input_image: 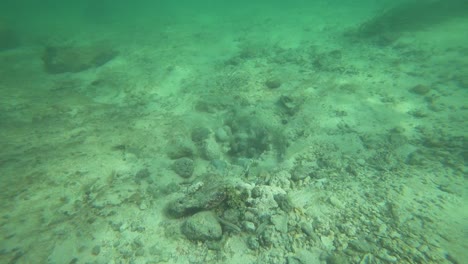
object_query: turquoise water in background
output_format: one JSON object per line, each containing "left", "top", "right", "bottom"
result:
{"left": 1, "top": 1, "right": 467, "bottom": 263}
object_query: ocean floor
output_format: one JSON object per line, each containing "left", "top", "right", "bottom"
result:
{"left": 0, "top": 3, "right": 467, "bottom": 264}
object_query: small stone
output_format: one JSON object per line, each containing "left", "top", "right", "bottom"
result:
{"left": 329, "top": 196, "right": 344, "bottom": 208}
{"left": 119, "top": 222, "right": 129, "bottom": 232}
{"left": 409, "top": 84, "right": 430, "bottom": 95}
{"left": 265, "top": 78, "right": 282, "bottom": 89}
{"left": 181, "top": 211, "right": 222, "bottom": 241}
{"left": 91, "top": 245, "right": 100, "bottom": 256}
{"left": 243, "top": 221, "right": 256, "bottom": 233}
{"left": 300, "top": 222, "right": 315, "bottom": 237}
{"left": 247, "top": 236, "right": 260, "bottom": 250}
{"left": 215, "top": 126, "right": 231, "bottom": 142}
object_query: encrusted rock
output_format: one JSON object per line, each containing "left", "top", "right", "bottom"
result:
{"left": 171, "top": 158, "right": 194, "bottom": 178}
{"left": 292, "top": 165, "right": 311, "bottom": 181}
{"left": 181, "top": 211, "right": 222, "bottom": 241}
{"left": 165, "top": 182, "right": 227, "bottom": 218}
{"left": 201, "top": 138, "right": 222, "bottom": 160}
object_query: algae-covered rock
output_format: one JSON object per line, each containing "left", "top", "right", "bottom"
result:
{"left": 42, "top": 44, "right": 118, "bottom": 74}
{"left": 171, "top": 158, "right": 194, "bottom": 178}
{"left": 166, "top": 181, "right": 227, "bottom": 218}
{"left": 181, "top": 211, "right": 222, "bottom": 241}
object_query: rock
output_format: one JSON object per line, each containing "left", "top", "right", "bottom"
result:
{"left": 181, "top": 211, "right": 222, "bottom": 241}
{"left": 328, "top": 196, "right": 344, "bottom": 208}
{"left": 171, "top": 158, "right": 194, "bottom": 178}
{"left": 326, "top": 252, "right": 349, "bottom": 264}
{"left": 135, "top": 168, "right": 150, "bottom": 182}
{"left": 215, "top": 126, "right": 231, "bottom": 142}
{"left": 247, "top": 236, "right": 260, "bottom": 250}
{"left": 292, "top": 165, "right": 311, "bottom": 181}
{"left": 201, "top": 138, "right": 222, "bottom": 160}
{"left": 291, "top": 248, "right": 323, "bottom": 264}
{"left": 265, "top": 78, "right": 282, "bottom": 89}
{"left": 271, "top": 214, "right": 289, "bottom": 233}
{"left": 191, "top": 127, "right": 211, "bottom": 143}
{"left": 91, "top": 245, "right": 100, "bottom": 256}
{"left": 300, "top": 222, "right": 314, "bottom": 237}
{"left": 243, "top": 221, "right": 256, "bottom": 233}
{"left": 223, "top": 208, "right": 241, "bottom": 223}
{"left": 349, "top": 238, "right": 375, "bottom": 253}
{"left": 409, "top": 84, "right": 430, "bottom": 95}
{"left": 42, "top": 44, "right": 117, "bottom": 74}
{"left": 210, "top": 159, "right": 228, "bottom": 173}
{"left": 274, "top": 193, "right": 294, "bottom": 213}
{"left": 165, "top": 182, "right": 227, "bottom": 218}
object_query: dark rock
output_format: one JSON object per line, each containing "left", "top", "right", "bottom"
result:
{"left": 91, "top": 245, "right": 100, "bottom": 256}
{"left": 292, "top": 165, "right": 311, "bottom": 181}
{"left": 181, "top": 211, "right": 222, "bottom": 241}
{"left": 247, "top": 236, "right": 260, "bottom": 250}
{"left": 165, "top": 182, "right": 227, "bottom": 218}
{"left": 171, "top": 158, "right": 194, "bottom": 178}
{"left": 410, "top": 84, "right": 431, "bottom": 95}
{"left": 135, "top": 168, "right": 150, "bottom": 182}
{"left": 274, "top": 194, "right": 294, "bottom": 213}
{"left": 191, "top": 127, "right": 211, "bottom": 143}
{"left": 265, "top": 78, "right": 282, "bottom": 89}
{"left": 42, "top": 44, "right": 117, "bottom": 74}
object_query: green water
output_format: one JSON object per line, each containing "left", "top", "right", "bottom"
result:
{"left": 1, "top": 1, "right": 467, "bottom": 263}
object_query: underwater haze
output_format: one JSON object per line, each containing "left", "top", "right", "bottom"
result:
{"left": 1, "top": 0, "right": 467, "bottom": 263}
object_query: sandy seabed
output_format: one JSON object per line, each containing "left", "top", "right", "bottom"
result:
{"left": 0, "top": 5, "right": 467, "bottom": 264}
